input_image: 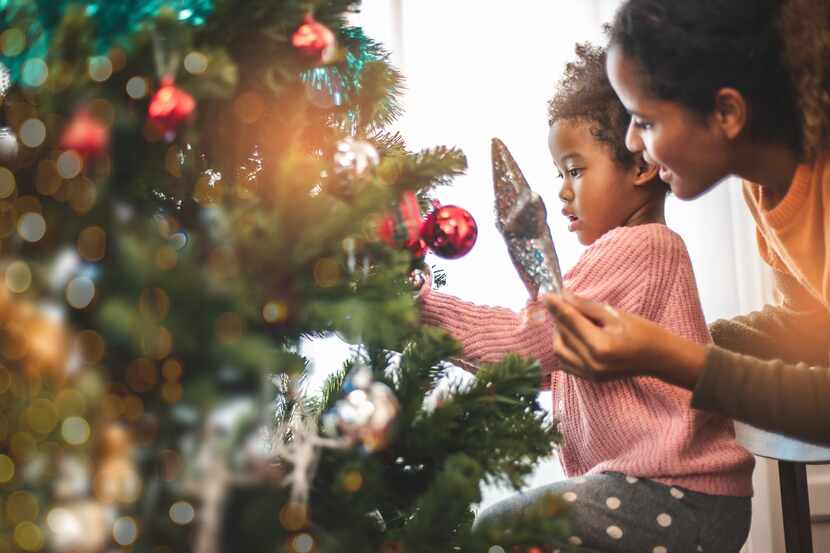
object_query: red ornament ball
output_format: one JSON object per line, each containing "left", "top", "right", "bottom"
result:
{"left": 291, "top": 14, "right": 336, "bottom": 64}
{"left": 60, "top": 111, "right": 109, "bottom": 159}
{"left": 377, "top": 191, "right": 427, "bottom": 258}
{"left": 421, "top": 204, "right": 477, "bottom": 259}
{"left": 148, "top": 79, "right": 196, "bottom": 135}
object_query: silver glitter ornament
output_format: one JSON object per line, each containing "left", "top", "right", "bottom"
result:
{"left": 492, "top": 138, "right": 563, "bottom": 298}
{"left": 333, "top": 137, "right": 379, "bottom": 177}
{"left": 326, "top": 364, "right": 400, "bottom": 453}
{"left": 0, "top": 126, "right": 20, "bottom": 164}
{"left": 0, "top": 62, "right": 9, "bottom": 98}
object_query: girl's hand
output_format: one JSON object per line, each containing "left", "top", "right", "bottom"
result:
{"left": 542, "top": 291, "right": 706, "bottom": 389}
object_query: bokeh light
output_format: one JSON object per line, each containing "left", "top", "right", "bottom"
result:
{"left": 291, "top": 533, "right": 315, "bottom": 553}
{"left": 7, "top": 491, "right": 39, "bottom": 523}
{"left": 161, "top": 358, "right": 182, "bottom": 381}
{"left": 184, "top": 51, "right": 208, "bottom": 74}
{"left": 55, "top": 389, "right": 86, "bottom": 418}
{"left": 26, "top": 398, "right": 58, "bottom": 434}
{"left": 0, "top": 168, "right": 16, "bottom": 198}
{"left": 77, "top": 330, "right": 105, "bottom": 364}
{"left": 88, "top": 56, "right": 113, "bottom": 82}
{"left": 126, "top": 358, "right": 157, "bottom": 393}
{"left": 1, "top": 29, "right": 26, "bottom": 57}
{"left": 56, "top": 151, "right": 83, "bottom": 179}
{"left": 169, "top": 501, "right": 195, "bottom": 525}
{"left": 0, "top": 454, "right": 14, "bottom": 483}
{"left": 112, "top": 516, "right": 138, "bottom": 546}
{"left": 17, "top": 212, "right": 46, "bottom": 242}
{"left": 6, "top": 261, "right": 32, "bottom": 293}
{"left": 126, "top": 76, "right": 149, "bottom": 99}
{"left": 262, "top": 301, "right": 288, "bottom": 323}
{"left": 20, "top": 119, "right": 46, "bottom": 148}
{"left": 22, "top": 58, "right": 48, "bottom": 87}
{"left": 14, "top": 521, "right": 43, "bottom": 552}
{"left": 66, "top": 277, "right": 95, "bottom": 309}
{"left": 279, "top": 502, "right": 308, "bottom": 531}
{"left": 77, "top": 226, "right": 106, "bottom": 262}
{"left": 343, "top": 469, "right": 363, "bottom": 492}
{"left": 61, "top": 416, "right": 90, "bottom": 445}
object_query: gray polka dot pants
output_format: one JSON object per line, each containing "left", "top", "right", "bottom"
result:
{"left": 475, "top": 472, "right": 750, "bottom": 553}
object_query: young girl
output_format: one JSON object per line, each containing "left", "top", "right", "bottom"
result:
{"left": 419, "top": 44, "right": 753, "bottom": 553}
{"left": 546, "top": 0, "right": 830, "bottom": 446}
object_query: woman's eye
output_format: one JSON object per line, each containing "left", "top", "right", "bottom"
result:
{"left": 633, "top": 119, "right": 653, "bottom": 130}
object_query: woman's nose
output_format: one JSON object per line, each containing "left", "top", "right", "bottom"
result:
{"left": 625, "top": 120, "right": 644, "bottom": 153}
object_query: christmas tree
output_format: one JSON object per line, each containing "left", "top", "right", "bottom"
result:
{"left": 0, "top": 1, "right": 566, "bottom": 552}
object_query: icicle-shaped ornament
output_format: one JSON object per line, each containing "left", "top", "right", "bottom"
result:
{"left": 492, "top": 138, "right": 563, "bottom": 298}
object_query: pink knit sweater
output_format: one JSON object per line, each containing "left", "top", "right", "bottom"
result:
{"left": 420, "top": 224, "right": 754, "bottom": 496}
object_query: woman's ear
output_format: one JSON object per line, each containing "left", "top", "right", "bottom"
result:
{"left": 632, "top": 155, "right": 659, "bottom": 186}
{"left": 712, "top": 87, "right": 747, "bottom": 140}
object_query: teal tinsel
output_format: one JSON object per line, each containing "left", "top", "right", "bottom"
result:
{"left": 0, "top": 0, "right": 213, "bottom": 83}
{"left": 300, "top": 26, "right": 388, "bottom": 108}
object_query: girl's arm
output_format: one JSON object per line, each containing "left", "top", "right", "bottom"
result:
{"left": 419, "top": 288, "right": 557, "bottom": 381}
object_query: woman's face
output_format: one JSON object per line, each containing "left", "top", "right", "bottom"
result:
{"left": 606, "top": 46, "right": 735, "bottom": 199}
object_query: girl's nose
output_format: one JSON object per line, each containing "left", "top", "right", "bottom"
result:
{"left": 558, "top": 183, "right": 573, "bottom": 203}
{"left": 625, "top": 120, "right": 644, "bottom": 153}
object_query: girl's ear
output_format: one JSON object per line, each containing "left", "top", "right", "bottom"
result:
{"left": 632, "top": 155, "right": 659, "bottom": 186}
{"left": 712, "top": 87, "right": 747, "bottom": 140}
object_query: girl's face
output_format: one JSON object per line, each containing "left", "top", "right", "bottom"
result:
{"left": 548, "top": 119, "right": 651, "bottom": 246}
{"left": 606, "top": 46, "right": 736, "bottom": 199}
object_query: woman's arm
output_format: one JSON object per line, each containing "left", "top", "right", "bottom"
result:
{"left": 693, "top": 346, "right": 830, "bottom": 444}
{"left": 709, "top": 271, "right": 830, "bottom": 365}
{"left": 544, "top": 290, "right": 830, "bottom": 445}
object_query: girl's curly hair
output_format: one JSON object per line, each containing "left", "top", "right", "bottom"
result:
{"left": 609, "top": 0, "right": 830, "bottom": 160}
{"left": 548, "top": 42, "right": 637, "bottom": 169}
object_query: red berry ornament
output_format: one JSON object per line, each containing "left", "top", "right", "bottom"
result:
{"left": 291, "top": 14, "right": 336, "bottom": 64}
{"left": 421, "top": 203, "right": 477, "bottom": 259}
{"left": 377, "top": 191, "right": 427, "bottom": 258}
{"left": 60, "top": 111, "right": 109, "bottom": 158}
{"left": 148, "top": 78, "right": 196, "bottom": 135}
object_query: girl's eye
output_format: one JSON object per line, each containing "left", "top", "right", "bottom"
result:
{"left": 555, "top": 172, "right": 563, "bottom": 180}
{"left": 567, "top": 168, "right": 583, "bottom": 178}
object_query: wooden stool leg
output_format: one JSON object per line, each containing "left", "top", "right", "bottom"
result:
{"left": 778, "top": 461, "right": 813, "bottom": 553}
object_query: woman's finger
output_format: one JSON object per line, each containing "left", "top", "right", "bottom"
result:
{"left": 562, "top": 290, "right": 618, "bottom": 326}
{"left": 544, "top": 293, "right": 606, "bottom": 344}
{"left": 553, "top": 333, "right": 592, "bottom": 379}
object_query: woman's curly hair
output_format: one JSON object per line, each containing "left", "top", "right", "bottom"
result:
{"left": 609, "top": 0, "right": 830, "bottom": 160}
{"left": 780, "top": 0, "right": 830, "bottom": 160}
{"left": 548, "top": 42, "right": 636, "bottom": 169}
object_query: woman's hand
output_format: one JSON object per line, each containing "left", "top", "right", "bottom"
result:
{"left": 543, "top": 291, "right": 707, "bottom": 389}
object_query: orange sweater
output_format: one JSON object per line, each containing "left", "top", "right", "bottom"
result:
{"left": 743, "top": 150, "right": 830, "bottom": 310}
{"left": 692, "top": 152, "right": 830, "bottom": 444}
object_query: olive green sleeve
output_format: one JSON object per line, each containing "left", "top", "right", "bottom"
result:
{"left": 692, "top": 345, "right": 830, "bottom": 445}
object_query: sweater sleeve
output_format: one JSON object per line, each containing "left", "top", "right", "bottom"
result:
{"left": 692, "top": 346, "right": 830, "bottom": 445}
{"left": 694, "top": 268, "right": 830, "bottom": 444}
{"left": 709, "top": 270, "right": 830, "bottom": 365}
{"left": 418, "top": 225, "right": 675, "bottom": 383}
{"left": 419, "top": 288, "right": 558, "bottom": 383}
